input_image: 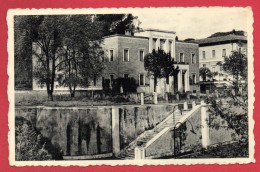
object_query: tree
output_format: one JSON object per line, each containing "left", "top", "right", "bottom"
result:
{"left": 56, "top": 15, "right": 104, "bottom": 98}
{"left": 206, "top": 75, "right": 248, "bottom": 146}
{"left": 144, "top": 49, "right": 164, "bottom": 92}
{"left": 161, "top": 52, "right": 179, "bottom": 92}
{"left": 199, "top": 67, "right": 212, "bottom": 81}
{"left": 219, "top": 51, "right": 247, "bottom": 93}
{"left": 32, "top": 16, "right": 67, "bottom": 101}
{"left": 14, "top": 16, "right": 44, "bottom": 89}
{"left": 207, "top": 30, "right": 245, "bottom": 38}
{"left": 15, "top": 118, "right": 52, "bottom": 160}
{"left": 144, "top": 49, "right": 178, "bottom": 92}
{"left": 94, "top": 14, "right": 139, "bottom": 36}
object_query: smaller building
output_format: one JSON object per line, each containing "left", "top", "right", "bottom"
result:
{"left": 191, "top": 34, "right": 247, "bottom": 91}
{"left": 175, "top": 41, "right": 200, "bottom": 93}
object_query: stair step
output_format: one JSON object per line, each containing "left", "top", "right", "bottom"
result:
{"left": 118, "top": 109, "right": 192, "bottom": 159}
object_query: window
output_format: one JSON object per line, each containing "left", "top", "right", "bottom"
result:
{"left": 169, "top": 41, "right": 172, "bottom": 56}
{"left": 160, "top": 39, "right": 165, "bottom": 50}
{"left": 123, "top": 49, "right": 129, "bottom": 61}
{"left": 153, "top": 38, "right": 157, "bottom": 50}
{"left": 202, "top": 51, "right": 206, "bottom": 59}
{"left": 191, "top": 53, "right": 196, "bottom": 64}
{"left": 191, "top": 74, "right": 196, "bottom": 85}
{"left": 124, "top": 74, "right": 129, "bottom": 78}
{"left": 203, "top": 64, "right": 206, "bottom": 67}
{"left": 212, "top": 50, "right": 216, "bottom": 58}
{"left": 139, "top": 74, "right": 145, "bottom": 86}
{"left": 139, "top": 50, "right": 144, "bottom": 61}
{"left": 179, "top": 53, "right": 184, "bottom": 62}
{"left": 110, "top": 74, "right": 114, "bottom": 87}
{"left": 222, "top": 49, "right": 226, "bottom": 57}
{"left": 212, "top": 67, "right": 216, "bottom": 72}
{"left": 109, "top": 50, "right": 114, "bottom": 61}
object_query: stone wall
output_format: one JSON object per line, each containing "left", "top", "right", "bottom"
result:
{"left": 15, "top": 104, "right": 176, "bottom": 157}
{"left": 209, "top": 114, "right": 239, "bottom": 145}
{"left": 118, "top": 104, "right": 176, "bottom": 149}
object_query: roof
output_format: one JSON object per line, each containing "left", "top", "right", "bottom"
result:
{"left": 103, "top": 34, "right": 149, "bottom": 39}
{"left": 189, "top": 34, "right": 247, "bottom": 46}
{"left": 143, "top": 28, "right": 176, "bottom": 34}
{"left": 176, "top": 40, "right": 198, "bottom": 45}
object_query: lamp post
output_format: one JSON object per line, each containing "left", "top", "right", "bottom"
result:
{"left": 173, "top": 120, "right": 197, "bottom": 158}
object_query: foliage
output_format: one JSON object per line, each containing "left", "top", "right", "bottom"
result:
{"left": 94, "top": 14, "right": 139, "bottom": 36}
{"left": 14, "top": 14, "right": 139, "bottom": 98}
{"left": 14, "top": 16, "right": 44, "bottom": 89}
{"left": 218, "top": 51, "right": 247, "bottom": 93}
{"left": 199, "top": 67, "right": 212, "bottom": 81}
{"left": 144, "top": 49, "right": 179, "bottom": 92}
{"left": 56, "top": 15, "right": 105, "bottom": 98}
{"left": 15, "top": 118, "right": 52, "bottom": 160}
{"left": 207, "top": 29, "right": 245, "bottom": 38}
{"left": 206, "top": 79, "right": 248, "bottom": 144}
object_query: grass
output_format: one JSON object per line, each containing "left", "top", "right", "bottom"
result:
{"left": 178, "top": 142, "right": 249, "bottom": 158}
{"left": 15, "top": 90, "right": 203, "bottom": 107}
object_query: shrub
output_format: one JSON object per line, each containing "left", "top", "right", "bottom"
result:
{"left": 15, "top": 119, "right": 52, "bottom": 161}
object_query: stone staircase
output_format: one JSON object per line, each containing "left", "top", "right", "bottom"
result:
{"left": 116, "top": 109, "right": 188, "bottom": 159}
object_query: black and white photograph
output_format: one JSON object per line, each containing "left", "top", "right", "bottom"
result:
{"left": 8, "top": 7, "right": 254, "bottom": 165}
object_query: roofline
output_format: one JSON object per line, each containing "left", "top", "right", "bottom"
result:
{"left": 140, "top": 28, "right": 176, "bottom": 34}
{"left": 176, "top": 41, "right": 199, "bottom": 45}
{"left": 198, "top": 39, "right": 247, "bottom": 47}
{"left": 103, "top": 34, "right": 149, "bottom": 39}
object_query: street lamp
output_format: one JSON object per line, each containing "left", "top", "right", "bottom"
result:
{"left": 173, "top": 120, "right": 197, "bottom": 158}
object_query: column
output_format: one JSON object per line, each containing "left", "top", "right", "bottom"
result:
{"left": 165, "top": 39, "right": 169, "bottom": 53}
{"left": 135, "top": 147, "right": 145, "bottom": 159}
{"left": 112, "top": 107, "right": 120, "bottom": 155}
{"left": 178, "top": 70, "right": 182, "bottom": 92}
{"left": 201, "top": 103, "right": 210, "bottom": 149}
{"left": 149, "top": 38, "right": 153, "bottom": 52}
{"left": 140, "top": 93, "right": 144, "bottom": 105}
{"left": 156, "top": 38, "right": 160, "bottom": 50}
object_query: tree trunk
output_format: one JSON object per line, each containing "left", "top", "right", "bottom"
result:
{"left": 154, "top": 76, "right": 157, "bottom": 92}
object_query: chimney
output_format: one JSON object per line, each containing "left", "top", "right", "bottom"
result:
{"left": 125, "top": 29, "right": 132, "bottom": 36}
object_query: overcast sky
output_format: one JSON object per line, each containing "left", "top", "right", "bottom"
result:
{"left": 132, "top": 8, "right": 249, "bottom": 40}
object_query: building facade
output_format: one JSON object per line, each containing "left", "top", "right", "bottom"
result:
{"left": 102, "top": 29, "right": 200, "bottom": 94}
{"left": 32, "top": 28, "right": 200, "bottom": 94}
{"left": 193, "top": 35, "right": 247, "bottom": 87}
{"left": 175, "top": 41, "right": 200, "bottom": 93}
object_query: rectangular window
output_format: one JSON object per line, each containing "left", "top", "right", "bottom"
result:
{"left": 109, "top": 50, "right": 114, "bottom": 61}
{"left": 123, "top": 49, "right": 129, "bottom": 61}
{"left": 191, "top": 74, "right": 196, "bottom": 85}
{"left": 153, "top": 38, "right": 157, "bottom": 50}
{"left": 212, "top": 67, "right": 216, "bottom": 72}
{"left": 212, "top": 50, "right": 216, "bottom": 58}
{"left": 139, "top": 74, "right": 145, "bottom": 86}
{"left": 139, "top": 50, "right": 144, "bottom": 61}
{"left": 179, "top": 53, "right": 184, "bottom": 62}
{"left": 124, "top": 74, "right": 129, "bottom": 78}
{"left": 110, "top": 74, "right": 114, "bottom": 87}
{"left": 222, "top": 49, "right": 226, "bottom": 57}
{"left": 191, "top": 53, "right": 196, "bottom": 64}
{"left": 202, "top": 51, "right": 206, "bottom": 59}
{"left": 203, "top": 64, "right": 206, "bottom": 67}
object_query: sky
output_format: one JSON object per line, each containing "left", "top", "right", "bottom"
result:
{"left": 131, "top": 7, "right": 249, "bottom": 40}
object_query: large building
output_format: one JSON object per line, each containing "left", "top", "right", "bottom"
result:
{"left": 191, "top": 34, "right": 247, "bottom": 89}
{"left": 103, "top": 29, "right": 200, "bottom": 94}
{"left": 32, "top": 29, "right": 200, "bottom": 94}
